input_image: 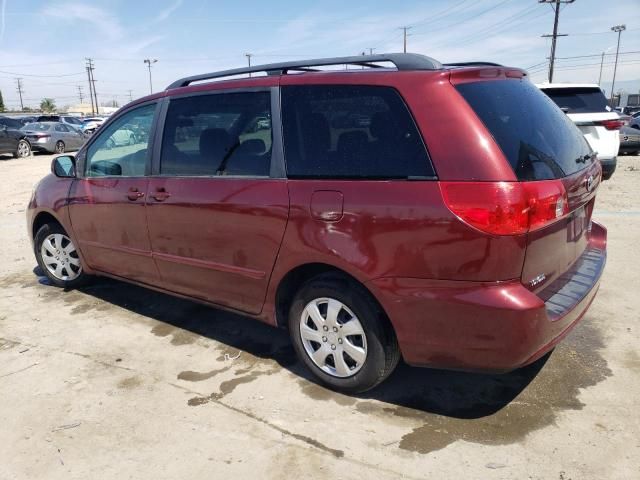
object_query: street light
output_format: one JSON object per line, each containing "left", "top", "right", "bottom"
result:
{"left": 610, "top": 25, "right": 625, "bottom": 105}
{"left": 143, "top": 58, "right": 158, "bottom": 94}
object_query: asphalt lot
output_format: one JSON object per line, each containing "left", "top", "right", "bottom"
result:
{"left": 0, "top": 151, "right": 639, "bottom": 479}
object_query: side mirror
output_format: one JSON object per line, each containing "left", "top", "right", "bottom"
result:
{"left": 51, "top": 155, "right": 76, "bottom": 178}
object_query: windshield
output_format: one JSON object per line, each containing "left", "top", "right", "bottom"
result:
{"left": 456, "top": 79, "right": 593, "bottom": 180}
{"left": 541, "top": 87, "right": 609, "bottom": 114}
{"left": 21, "top": 123, "right": 51, "bottom": 132}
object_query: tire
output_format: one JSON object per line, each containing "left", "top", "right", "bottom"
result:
{"left": 34, "top": 223, "right": 88, "bottom": 289}
{"left": 55, "top": 141, "right": 65, "bottom": 154}
{"left": 13, "top": 139, "right": 31, "bottom": 158}
{"left": 288, "top": 273, "right": 400, "bottom": 393}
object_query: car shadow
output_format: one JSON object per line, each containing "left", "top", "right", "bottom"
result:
{"left": 38, "top": 270, "right": 547, "bottom": 419}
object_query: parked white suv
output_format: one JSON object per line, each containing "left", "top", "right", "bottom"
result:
{"left": 537, "top": 83, "right": 623, "bottom": 180}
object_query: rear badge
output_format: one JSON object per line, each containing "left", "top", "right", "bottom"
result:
{"left": 529, "top": 273, "right": 547, "bottom": 289}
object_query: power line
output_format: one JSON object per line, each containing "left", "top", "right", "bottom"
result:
{"left": 555, "top": 50, "right": 640, "bottom": 60}
{"left": 0, "top": 70, "right": 84, "bottom": 78}
{"left": 539, "top": 0, "right": 575, "bottom": 83}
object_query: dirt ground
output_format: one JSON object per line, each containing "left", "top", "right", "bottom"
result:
{"left": 1, "top": 152, "right": 639, "bottom": 480}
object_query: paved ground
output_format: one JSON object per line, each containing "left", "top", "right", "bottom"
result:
{"left": 0, "top": 152, "right": 639, "bottom": 479}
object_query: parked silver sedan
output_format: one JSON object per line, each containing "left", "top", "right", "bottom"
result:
{"left": 20, "top": 122, "right": 85, "bottom": 154}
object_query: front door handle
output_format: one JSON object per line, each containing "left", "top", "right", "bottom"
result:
{"left": 127, "top": 187, "right": 145, "bottom": 201}
{"left": 151, "top": 187, "right": 171, "bottom": 202}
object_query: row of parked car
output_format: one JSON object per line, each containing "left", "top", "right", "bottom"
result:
{"left": 0, "top": 114, "right": 108, "bottom": 157}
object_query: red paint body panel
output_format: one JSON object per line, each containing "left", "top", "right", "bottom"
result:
{"left": 67, "top": 177, "right": 159, "bottom": 284}
{"left": 145, "top": 177, "right": 289, "bottom": 314}
{"left": 367, "top": 222, "right": 606, "bottom": 369}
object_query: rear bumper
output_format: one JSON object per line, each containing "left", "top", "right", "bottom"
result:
{"left": 368, "top": 222, "right": 607, "bottom": 372}
{"left": 599, "top": 157, "right": 617, "bottom": 180}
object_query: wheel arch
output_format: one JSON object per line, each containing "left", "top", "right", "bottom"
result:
{"left": 32, "top": 211, "right": 63, "bottom": 239}
{"left": 273, "top": 262, "right": 395, "bottom": 337}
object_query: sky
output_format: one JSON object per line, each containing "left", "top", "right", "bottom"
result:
{"left": 0, "top": 0, "right": 639, "bottom": 110}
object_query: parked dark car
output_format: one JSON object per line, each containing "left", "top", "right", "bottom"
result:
{"left": 27, "top": 54, "right": 607, "bottom": 393}
{"left": 620, "top": 126, "right": 640, "bottom": 155}
{"left": 0, "top": 121, "right": 31, "bottom": 158}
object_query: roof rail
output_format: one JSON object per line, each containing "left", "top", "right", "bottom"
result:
{"left": 166, "top": 53, "right": 443, "bottom": 89}
{"left": 443, "top": 62, "right": 503, "bottom": 67}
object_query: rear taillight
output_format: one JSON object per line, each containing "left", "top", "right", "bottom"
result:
{"left": 440, "top": 180, "right": 569, "bottom": 236}
{"left": 599, "top": 119, "right": 624, "bottom": 130}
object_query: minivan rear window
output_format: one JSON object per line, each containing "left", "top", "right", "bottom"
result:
{"left": 456, "top": 80, "right": 593, "bottom": 180}
{"left": 540, "top": 87, "right": 609, "bottom": 114}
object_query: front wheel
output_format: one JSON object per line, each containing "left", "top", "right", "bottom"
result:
{"left": 288, "top": 274, "right": 400, "bottom": 393}
{"left": 55, "top": 141, "right": 65, "bottom": 154}
{"left": 13, "top": 139, "right": 31, "bottom": 158}
{"left": 34, "top": 223, "right": 88, "bottom": 288}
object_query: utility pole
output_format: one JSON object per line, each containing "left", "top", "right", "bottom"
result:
{"left": 77, "top": 85, "right": 84, "bottom": 104}
{"left": 127, "top": 90, "right": 133, "bottom": 102}
{"left": 86, "top": 58, "right": 98, "bottom": 114}
{"left": 245, "top": 53, "right": 253, "bottom": 77}
{"left": 143, "top": 58, "right": 157, "bottom": 94}
{"left": 540, "top": 0, "right": 574, "bottom": 83}
{"left": 85, "top": 64, "right": 95, "bottom": 114}
{"left": 400, "top": 27, "right": 411, "bottom": 53}
{"left": 598, "top": 52, "right": 605, "bottom": 86}
{"left": 368, "top": 47, "right": 375, "bottom": 55}
{"left": 610, "top": 24, "right": 626, "bottom": 105}
{"left": 15, "top": 78, "right": 24, "bottom": 111}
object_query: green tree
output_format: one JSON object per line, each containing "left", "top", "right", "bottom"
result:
{"left": 40, "top": 98, "right": 56, "bottom": 113}
{"left": 0, "top": 89, "right": 5, "bottom": 112}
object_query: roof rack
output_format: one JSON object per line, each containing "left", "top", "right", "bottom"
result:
{"left": 443, "top": 62, "right": 503, "bottom": 67}
{"left": 166, "top": 53, "right": 443, "bottom": 89}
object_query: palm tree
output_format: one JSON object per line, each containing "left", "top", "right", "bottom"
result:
{"left": 40, "top": 98, "right": 56, "bottom": 113}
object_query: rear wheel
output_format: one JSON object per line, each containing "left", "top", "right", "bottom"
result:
{"left": 34, "top": 223, "right": 88, "bottom": 288}
{"left": 55, "top": 141, "right": 65, "bottom": 154}
{"left": 288, "top": 274, "right": 400, "bottom": 393}
{"left": 13, "top": 140, "right": 31, "bottom": 158}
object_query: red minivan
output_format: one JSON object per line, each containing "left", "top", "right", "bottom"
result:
{"left": 27, "top": 54, "right": 607, "bottom": 393}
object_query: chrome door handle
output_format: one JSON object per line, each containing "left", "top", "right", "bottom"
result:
{"left": 151, "top": 189, "right": 171, "bottom": 201}
{"left": 127, "top": 187, "right": 144, "bottom": 201}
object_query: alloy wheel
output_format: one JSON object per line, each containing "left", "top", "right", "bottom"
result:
{"left": 299, "top": 297, "right": 368, "bottom": 378}
{"left": 40, "top": 233, "right": 82, "bottom": 281}
{"left": 17, "top": 140, "right": 30, "bottom": 158}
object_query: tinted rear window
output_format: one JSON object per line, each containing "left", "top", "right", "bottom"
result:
{"left": 541, "top": 87, "right": 609, "bottom": 114}
{"left": 282, "top": 85, "right": 434, "bottom": 179}
{"left": 456, "top": 80, "right": 592, "bottom": 180}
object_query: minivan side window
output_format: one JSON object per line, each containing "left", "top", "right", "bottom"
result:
{"left": 160, "top": 92, "right": 272, "bottom": 177}
{"left": 281, "top": 85, "right": 434, "bottom": 179}
{"left": 86, "top": 103, "right": 156, "bottom": 177}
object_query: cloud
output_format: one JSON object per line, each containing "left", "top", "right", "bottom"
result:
{"left": 153, "top": 0, "right": 182, "bottom": 23}
{"left": 41, "top": 2, "right": 123, "bottom": 40}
